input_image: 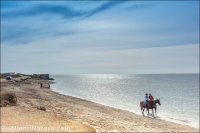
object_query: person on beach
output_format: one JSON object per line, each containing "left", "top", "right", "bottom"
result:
{"left": 144, "top": 93, "right": 149, "bottom": 107}
{"left": 149, "top": 93, "right": 154, "bottom": 106}
{"left": 40, "top": 83, "right": 43, "bottom": 88}
{"left": 149, "top": 93, "right": 154, "bottom": 101}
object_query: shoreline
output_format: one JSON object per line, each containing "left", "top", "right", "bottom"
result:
{"left": 51, "top": 85, "right": 199, "bottom": 129}
{"left": 51, "top": 83, "right": 199, "bottom": 129}
{"left": 1, "top": 78, "right": 199, "bottom": 132}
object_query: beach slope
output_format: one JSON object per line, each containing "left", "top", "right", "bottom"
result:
{"left": 0, "top": 78, "right": 198, "bottom": 132}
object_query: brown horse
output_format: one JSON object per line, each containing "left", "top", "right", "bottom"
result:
{"left": 140, "top": 99, "right": 161, "bottom": 117}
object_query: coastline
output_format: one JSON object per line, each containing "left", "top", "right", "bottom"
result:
{"left": 51, "top": 84, "right": 199, "bottom": 129}
{"left": 1, "top": 78, "right": 199, "bottom": 132}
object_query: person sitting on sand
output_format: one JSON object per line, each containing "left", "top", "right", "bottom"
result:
{"left": 144, "top": 93, "right": 149, "bottom": 107}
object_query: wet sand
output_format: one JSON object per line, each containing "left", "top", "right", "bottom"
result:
{"left": 1, "top": 78, "right": 199, "bottom": 132}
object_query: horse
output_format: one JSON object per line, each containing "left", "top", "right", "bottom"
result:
{"left": 140, "top": 99, "right": 161, "bottom": 117}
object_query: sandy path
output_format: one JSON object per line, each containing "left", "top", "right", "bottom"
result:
{"left": 1, "top": 106, "right": 95, "bottom": 132}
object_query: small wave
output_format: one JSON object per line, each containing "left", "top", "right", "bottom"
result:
{"left": 168, "top": 117, "right": 190, "bottom": 123}
{"left": 157, "top": 115, "right": 199, "bottom": 129}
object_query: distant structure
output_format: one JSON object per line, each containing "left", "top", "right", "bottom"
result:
{"left": 32, "top": 74, "right": 50, "bottom": 80}
{"left": 0, "top": 72, "right": 53, "bottom": 80}
{"left": 0, "top": 72, "right": 28, "bottom": 80}
{"left": 1, "top": 72, "right": 16, "bottom": 77}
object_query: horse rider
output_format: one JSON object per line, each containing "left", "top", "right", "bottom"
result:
{"left": 149, "top": 93, "right": 154, "bottom": 101}
{"left": 149, "top": 93, "right": 154, "bottom": 107}
{"left": 144, "top": 93, "right": 149, "bottom": 108}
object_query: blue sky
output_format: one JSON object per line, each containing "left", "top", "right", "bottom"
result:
{"left": 1, "top": 1, "right": 199, "bottom": 74}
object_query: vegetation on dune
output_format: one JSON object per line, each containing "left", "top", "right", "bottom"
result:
{"left": 0, "top": 92, "right": 17, "bottom": 107}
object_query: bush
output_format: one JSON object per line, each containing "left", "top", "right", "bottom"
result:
{"left": 0, "top": 92, "right": 17, "bottom": 107}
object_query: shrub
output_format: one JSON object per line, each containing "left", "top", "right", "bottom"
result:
{"left": 0, "top": 92, "right": 17, "bottom": 107}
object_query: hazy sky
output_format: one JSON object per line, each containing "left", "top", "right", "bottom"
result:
{"left": 1, "top": 1, "right": 199, "bottom": 74}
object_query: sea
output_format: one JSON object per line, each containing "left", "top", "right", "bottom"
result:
{"left": 51, "top": 74, "right": 199, "bottom": 128}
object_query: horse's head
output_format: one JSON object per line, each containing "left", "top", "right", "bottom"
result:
{"left": 156, "top": 98, "right": 161, "bottom": 106}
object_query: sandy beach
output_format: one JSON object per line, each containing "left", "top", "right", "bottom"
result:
{"left": 1, "top": 78, "right": 199, "bottom": 132}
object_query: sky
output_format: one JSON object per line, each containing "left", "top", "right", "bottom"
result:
{"left": 1, "top": 1, "right": 199, "bottom": 74}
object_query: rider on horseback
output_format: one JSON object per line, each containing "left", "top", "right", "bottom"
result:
{"left": 144, "top": 93, "right": 149, "bottom": 108}
{"left": 140, "top": 94, "right": 160, "bottom": 117}
{"left": 149, "top": 93, "right": 154, "bottom": 101}
{"left": 149, "top": 93, "right": 154, "bottom": 107}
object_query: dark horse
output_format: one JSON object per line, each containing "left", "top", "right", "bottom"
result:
{"left": 140, "top": 99, "right": 161, "bottom": 117}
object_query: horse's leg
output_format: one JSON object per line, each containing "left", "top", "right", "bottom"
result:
{"left": 155, "top": 107, "right": 157, "bottom": 117}
{"left": 142, "top": 108, "right": 144, "bottom": 116}
{"left": 141, "top": 107, "right": 144, "bottom": 116}
{"left": 147, "top": 108, "right": 150, "bottom": 116}
{"left": 140, "top": 103, "right": 144, "bottom": 116}
{"left": 143, "top": 107, "right": 145, "bottom": 116}
{"left": 152, "top": 108, "right": 154, "bottom": 117}
{"left": 146, "top": 106, "right": 148, "bottom": 114}
{"left": 140, "top": 102, "right": 143, "bottom": 111}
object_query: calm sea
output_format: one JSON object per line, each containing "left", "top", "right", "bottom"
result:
{"left": 51, "top": 74, "right": 199, "bottom": 128}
